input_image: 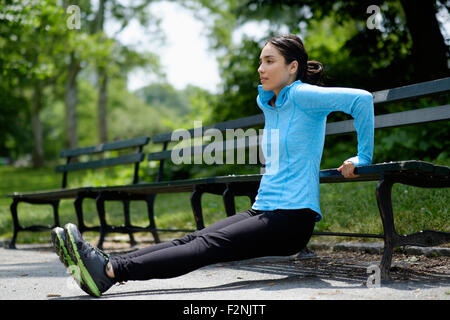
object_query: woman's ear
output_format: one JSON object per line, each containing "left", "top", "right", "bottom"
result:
{"left": 289, "top": 60, "right": 299, "bottom": 76}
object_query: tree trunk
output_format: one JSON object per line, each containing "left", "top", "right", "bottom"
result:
{"left": 400, "top": 0, "right": 450, "bottom": 81}
{"left": 31, "top": 81, "right": 44, "bottom": 167}
{"left": 98, "top": 67, "right": 108, "bottom": 143}
{"left": 97, "top": 0, "right": 108, "bottom": 143}
{"left": 65, "top": 52, "right": 80, "bottom": 150}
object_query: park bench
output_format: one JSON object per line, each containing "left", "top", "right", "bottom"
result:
{"left": 89, "top": 77, "right": 449, "bottom": 281}
{"left": 6, "top": 136, "right": 150, "bottom": 249}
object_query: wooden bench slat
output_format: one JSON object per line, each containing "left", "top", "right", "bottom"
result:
{"left": 59, "top": 136, "right": 150, "bottom": 158}
{"left": 343, "top": 160, "right": 446, "bottom": 175}
{"left": 372, "top": 77, "right": 450, "bottom": 104}
{"left": 326, "top": 104, "right": 450, "bottom": 135}
{"left": 152, "top": 115, "right": 265, "bottom": 143}
{"left": 83, "top": 177, "right": 218, "bottom": 195}
{"left": 103, "top": 161, "right": 447, "bottom": 192}
{"left": 149, "top": 135, "right": 261, "bottom": 161}
{"left": 7, "top": 187, "right": 89, "bottom": 200}
{"left": 434, "top": 165, "right": 450, "bottom": 175}
{"left": 55, "top": 153, "right": 145, "bottom": 172}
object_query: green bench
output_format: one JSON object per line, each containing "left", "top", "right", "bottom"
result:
{"left": 7, "top": 136, "right": 150, "bottom": 248}
{"left": 86, "top": 77, "right": 450, "bottom": 281}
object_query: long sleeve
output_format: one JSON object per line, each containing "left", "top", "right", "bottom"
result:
{"left": 293, "top": 84, "right": 375, "bottom": 166}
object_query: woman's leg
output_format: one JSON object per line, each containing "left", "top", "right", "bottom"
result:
{"left": 111, "top": 209, "right": 256, "bottom": 261}
{"left": 111, "top": 209, "right": 316, "bottom": 282}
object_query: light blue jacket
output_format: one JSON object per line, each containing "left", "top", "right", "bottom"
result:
{"left": 252, "top": 79, "right": 374, "bottom": 221}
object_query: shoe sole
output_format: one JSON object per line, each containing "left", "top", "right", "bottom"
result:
{"left": 52, "top": 229, "right": 72, "bottom": 268}
{"left": 65, "top": 224, "right": 101, "bottom": 297}
{"left": 52, "top": 228, "right": 89, "bottom": 291}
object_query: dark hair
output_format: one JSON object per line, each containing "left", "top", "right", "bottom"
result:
{"left": 266, "top": 34, "right": 324, "bottom": 86}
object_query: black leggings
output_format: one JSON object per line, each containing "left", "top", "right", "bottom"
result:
{"left": 110, "top": 208, "right": 316, "bottom": 282}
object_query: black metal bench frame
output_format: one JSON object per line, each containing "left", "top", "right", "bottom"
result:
{"left": 6, "top": 136, "right": 150, "bottom": 248}
{"left": 91, "top": 77, "right": 449, "bottom": 281}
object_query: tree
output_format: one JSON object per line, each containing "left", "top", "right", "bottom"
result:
{"left": 209, "top": 37, "right": 261, "bottom": 122}
{"left": 400, "top": 0, "right": 449, "bottom": 81}
{"left": 0, "top": 0, "right": 161, "bottom": 166}
{"left": 77, "top": 0, "right": 162, "bottom": 144}
{"left": 235, "top": 0, "right": 450, "bottom": 87}
{"left": 0, "top": 0, "right": 73, "bottom": 166}
{"left": 188, "top": 0, "right": 449, "bottom": 120}
{"left": 63, "top": 0, "right": 92, "bottom": 150}
{"left": 96, "top": 0, "right": 108, "bottom": 143}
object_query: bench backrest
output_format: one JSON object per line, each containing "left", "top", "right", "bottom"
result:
{"left": 148, "top": 77, "right": 450, "bottom": 181}
{"left": 55, "top": 136, "right": 150, "bottom": 188}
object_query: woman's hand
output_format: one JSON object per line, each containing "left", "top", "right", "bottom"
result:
{"left": 337, "top": 161, "right": 359, "bottom": 178}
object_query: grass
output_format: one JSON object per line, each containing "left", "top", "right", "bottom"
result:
{"left": 0, "top": 159, "right": 448, "bottom": 245}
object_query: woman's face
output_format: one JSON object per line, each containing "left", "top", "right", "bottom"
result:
{"left": 258, "top": 43, "right": 298, "bottom": 97}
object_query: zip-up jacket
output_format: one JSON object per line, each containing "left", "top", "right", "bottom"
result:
{"left": 252, "top": 79, "right": 374, "bottom": 221}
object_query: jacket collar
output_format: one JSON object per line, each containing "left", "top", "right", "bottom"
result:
{"left": 257, "top": 80, "right": 302, "bottom": 109}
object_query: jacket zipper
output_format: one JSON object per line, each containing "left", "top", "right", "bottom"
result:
{"left": 270, "top": 98, "right": 278, "bottom": 113}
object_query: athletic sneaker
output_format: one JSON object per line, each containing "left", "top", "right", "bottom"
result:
{"left": 51, "top": 227, "right": 88, "bottom": 291}
{"left": 64, "top": 223, "right": 116, "bottom": 297}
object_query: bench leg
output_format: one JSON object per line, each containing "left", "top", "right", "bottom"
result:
{"left": 122, "top": 199, "right": 137, "bottom": 247}
{"left": 223, "top": 185, "right": 236, "bottom": 217}
{"left": 9, "top": 199, "right": 61, "bottom": 249}
{"left": 223, "top": 183, "right": 258, "bottom": 217}
{"left": 376, "top": 177, "right": 396, "bottom": 282}
{"left": 95, "top": 194, "right": 108, "bottom": 250}
{"left": 191, "top": 187, "right": 205, "bottom": 230}
{"left": 248, "top": 191, "right": 257, "bottom": 206}
{"left": 145, "top": 194, "right": 161, "bottom": 244}
{"left": 9, "top": 199, "right": 20, "bottom": 249}
{"left": 74, "top": 195, "right": 88, "bottom": 234}
{"left": 51, "top": 200, "right": 60, "bottom": 228}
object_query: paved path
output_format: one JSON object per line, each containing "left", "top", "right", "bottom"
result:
{"left": 1, "top": 244, "right": 449, "bottom": 301}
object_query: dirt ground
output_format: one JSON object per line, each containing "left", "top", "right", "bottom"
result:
{"left": 293, "top": 248, "right": 449, "bottom": 285}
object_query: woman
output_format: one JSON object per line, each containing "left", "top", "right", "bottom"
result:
{"left": 51, "top": 34, "right": 374, "bottom": 297}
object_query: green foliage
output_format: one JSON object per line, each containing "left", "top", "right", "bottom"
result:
{"left": 0, "top": 0, "right": 162, "bottom": 164}
{"left": 181, "top": 85, "right": 219, "bottom": 126}
{"left": 0, "top": 84, "right": 31, "bottom": 158}
{"left": 210, "top": 36, "right": 262, "bottom": 122}
{"left": 0, "top": 0, "right": 448, "bottom": 171}
{"left": 108, "top": 80, "right": 173, "bottom": 140}
{"left": 196, "top": 0, "right": 450, "bottom": 166}
{"left": 135, "top": 82, "right": 191, "bottom": 129}
{"left": 0, "top": 0, "right": 70, "bottom": 159}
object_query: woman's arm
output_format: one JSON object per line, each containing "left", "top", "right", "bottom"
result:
{"left": 295, "top": 84, "right": 375, "bottom": 170}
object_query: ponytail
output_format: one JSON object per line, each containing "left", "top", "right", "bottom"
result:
{"left": 267, "top": 34, "right": 325, "bottom": 86}
{"left": 303, "top": 60, "right": 324, "bottom": 86}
